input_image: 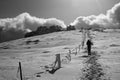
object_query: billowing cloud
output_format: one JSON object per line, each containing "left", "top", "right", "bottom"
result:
{"left": 44, "top": 18, "right": 66, "bottom": 28}
{"left": 0, "top": 12, "right": 66, "bottom": 43}
{"left": 71, "top": 2, "right": 120, "bottom": 29}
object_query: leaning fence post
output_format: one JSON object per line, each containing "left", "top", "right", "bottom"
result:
{"left": 53, "top": 54, "right": 61, "bottom": 69}
{"left": 19, "top": 62, "right": 23, "bottom": 80}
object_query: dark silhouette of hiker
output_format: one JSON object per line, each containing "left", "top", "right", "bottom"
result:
{"left": 86, "top": 39, "right": 93, "bottom": 55}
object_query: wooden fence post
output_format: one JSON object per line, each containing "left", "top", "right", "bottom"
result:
{"left": 68, "top": 53, "right": 71, "bottom": 61}
{"left": 75, "top": 48, "right": 77, "bottom": 55}
{"left": 66, "top": 53, "right": 71, "bottom": 61}
{"left": 56, "top": 54, "right": 61, "bottom": 68}
{"left": 78, "top": 45, "right": 81, "bottom": 52}
{"left": 53, "top": 54, "right": 61, "bottom": 69}
{"left": 69, "top": 49, "right": 71, "bottom": 54}
{"left": 19, "top": 62, "right": 23, "bottom": 80}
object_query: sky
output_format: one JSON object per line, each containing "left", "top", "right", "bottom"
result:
{"left": 0, "top": 0, "right": 120, "bottom": 25}
{"left": 1, "top": 0, "right": 120, "bottom": 42}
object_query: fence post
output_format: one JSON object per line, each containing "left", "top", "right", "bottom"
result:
{"left": 78, "top": 45, "right": 81, "bottom": 52}
{"left": 53, "top": 54, "right": 61, "bottom": 69}
{"left": 68, "top": 53, "right": 71, "bottom": 61}
{"left": 19, "top": 62, "right": 23, "bottom": 80}
{"left": 75, "top": 48, "right": 77, "bottom": 55}
{"left": 56, "top": 54, "right": 61, "bottom": 68}
{"left": 69, "top": 49, "right": 71, "bottom": 54}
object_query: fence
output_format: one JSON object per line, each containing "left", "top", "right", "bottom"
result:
{"left": 16, "top": 30, "right": 93, "bottom": 80}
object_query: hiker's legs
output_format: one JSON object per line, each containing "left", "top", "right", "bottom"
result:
{"left": 88, "top": 46, "right": 91, "bottom": 55}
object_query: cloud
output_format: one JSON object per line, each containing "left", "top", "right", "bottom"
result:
{"left": 43, "top": 18, "right": 66, "bottom": 28}
{"left": 0, "top": 12, "right": 66, "bottom": 42}
{"left": 71, "top": 2, "right": 120, "bottom": 29}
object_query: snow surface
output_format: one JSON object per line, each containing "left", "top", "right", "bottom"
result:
{"left": 0, "top": 30, "right": 120, "bottom": 80}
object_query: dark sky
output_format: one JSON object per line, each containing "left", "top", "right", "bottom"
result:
{"left": 0, "top": 0, "right": 120, "bottom": 25}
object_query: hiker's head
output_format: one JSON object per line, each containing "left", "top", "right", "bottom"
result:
{"left": 87, "top": 39, "right": 91, "bottom": 41}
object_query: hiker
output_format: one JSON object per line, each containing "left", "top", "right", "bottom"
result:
{"left": 86, "top": 39, "right": 93, "bottom": 55}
